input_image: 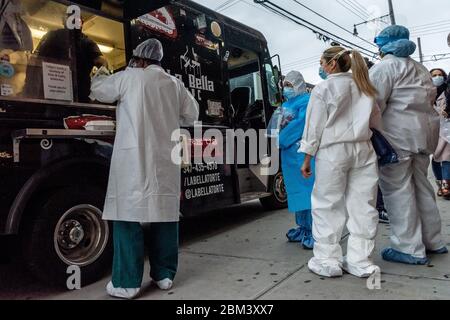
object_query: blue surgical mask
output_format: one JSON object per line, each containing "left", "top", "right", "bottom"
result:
{"left": 319, "top": 66, "right": 328, "bottom": 80}
{"left": 432, "top": 76, "right": 445, "bottom": 87}
{"left": 283, "top": 87, "right": 296, "bottom": 100}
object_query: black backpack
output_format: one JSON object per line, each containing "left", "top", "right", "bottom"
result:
{"left": 371, "top": 128, "right": 399, "bottom": 167}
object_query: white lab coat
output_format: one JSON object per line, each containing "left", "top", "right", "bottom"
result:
{"left": 369, "top": 55, "right": 445, "bottom": 258}
{"left": 90, "top": 65, "right": 199, "bottom": 223}
{"left": 300, "top": 73, "right": 380, "bottom": 278}
{"left": 369, "top": 55, "right": 439, "bottom": 157}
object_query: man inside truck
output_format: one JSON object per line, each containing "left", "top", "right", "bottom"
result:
{"left": 23, "top": 11, "right": 107, "bottom": 102}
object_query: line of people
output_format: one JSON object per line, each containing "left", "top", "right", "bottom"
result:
{"left": 88, "top": 26, "right": 450, "bottom": 298}
{"left": 279, "top": 25, "right": 449, "bottom": 279}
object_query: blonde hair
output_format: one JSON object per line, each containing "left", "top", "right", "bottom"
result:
{"left": 322, "top": 46, "right": 378, "bottom": 97}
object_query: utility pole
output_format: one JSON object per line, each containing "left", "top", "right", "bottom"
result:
{"left": 388, "top": 0, "right": 396, "bottom": 25}
{"left": 418, "top": 37, "right": 424, "bottom": 63}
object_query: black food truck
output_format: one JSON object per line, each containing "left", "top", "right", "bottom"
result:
{"left": 0, "top": 0, "right": 286, "bottom": 286}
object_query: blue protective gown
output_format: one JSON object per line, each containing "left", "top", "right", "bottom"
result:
{"left": 279, "top": 93, "right": 315, "bottom": 248}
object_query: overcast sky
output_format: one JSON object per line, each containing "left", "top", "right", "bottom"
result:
{"left": 194, "top": 0, "right": 450, "bottom": 84}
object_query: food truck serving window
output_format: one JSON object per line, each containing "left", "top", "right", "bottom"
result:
{"left": 0, "top": 0, "right": 125, "bottom": 103}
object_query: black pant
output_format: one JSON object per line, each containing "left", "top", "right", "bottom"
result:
{"left": 377, "top": 186, "right": 385, "bottom": 211}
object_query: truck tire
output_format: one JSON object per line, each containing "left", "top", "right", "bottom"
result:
{"left": 23, "top": 186, "right": 112, "bottom": 288}
{"left": 260, "top": 171, "right": 288, "bottom": 210}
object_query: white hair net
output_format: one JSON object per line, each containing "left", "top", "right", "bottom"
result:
{"left": 132, "top": 38, "right": 164, "bottom": 61}
{"left": 284, "top": 71, "right": 307, "bottom": 96}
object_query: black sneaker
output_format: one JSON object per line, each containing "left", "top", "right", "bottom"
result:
{"left": 378, "top": 210, "right": 390, "bottom": 224}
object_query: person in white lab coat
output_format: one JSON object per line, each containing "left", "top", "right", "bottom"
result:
{"left": 90, "top": 38, "right": 199, "bottom": 299}
{"left": 300, "top": 46, "right": 381, "bottom": 278}
{"left": 369, "top": 25, "right": 448, "bottom": 265}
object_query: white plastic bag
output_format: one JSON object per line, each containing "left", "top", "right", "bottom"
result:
{"left": 440, "top": 117, "right": 450, "bottom": 144}
{"left": 266, "top": 107, "right": 283, "bottom": 138}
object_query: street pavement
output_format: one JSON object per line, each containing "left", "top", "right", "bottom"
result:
{"left": 53, "top": 197, "right": 450, "bottom": 300}
{"left": 1, "top": 181, "right": 450, "bottom": 300}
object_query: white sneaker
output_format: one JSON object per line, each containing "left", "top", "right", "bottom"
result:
{"left": 308, "top": 258, "right": 343, "bottom": 278}
{"left": 343, "top": 262, "right": 381, "bottom": 278}
{"left": 106, "top": 281, "right": 141, "bottom": 299}
{"left": 155, "top": 278, "right": 173, "bottom": 290}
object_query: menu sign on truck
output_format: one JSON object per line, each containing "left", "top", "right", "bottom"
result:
{"left": 42, "top": 62, "right": 73, "bottom": 101}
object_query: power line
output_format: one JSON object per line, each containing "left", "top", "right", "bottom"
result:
{"left": 411, "top": 29, "right": 450, "bottom": 38}
{"left": 427, "top": 57, "right": 450, "bottom": 62}
{"left": 411, "top": 26, "right": 450, "bottom": 35}
{"left": 410, "top": 25, "right": 450, "bottom": 36}
{"left": 241, "top": 0, "right": 327, "bottom": 71}
{"left": 417, "top": 52, "right": 450, "bottom": 58}
{"left": 284, "top": 56, "right": 322, "bottom": 68}
{"left": 217, "top": 0, "right": 242, "bottom": 12}
{"left": 335, "top": 0, "right": 367, "bottom": 21}
{"left": 412, "top": 30, "right": 450, "bottom": 38}
{"left": 215, "top": 0, "right": 377, "bottom": 72}
{"left": 411, "top": 52, "right": 450, "bottom": 63}
{"left": 287, "top": 60, "right": 322, "bottom": 70}
{"left": 216, "top": 0, "right": 242, "bottom": 12}
{"left": 257, "top": 1, "right": 303, "bottom": 25}
{"left": 242, "top": 0, "right": 308, "bottom": 27}
{"left": 254, "top": 0, "right": 379, "bottom": 58}
{"left": 410, "top": 20, "right": 450, "bottom": 31}
{"left": 283, "top": 60, "right": 323, "bottom": 72}
{"left": 215, "top": 0, "right": 235, "bottom": 11}
{"left": 341, "top": 0, "right": 370, "bottom": 19}
{"left": 241, "top": 0, "right": 271, "bottom": 14}
{"left": 284, "top": 55, "right": 320, "bottom": 65}
{"left": 411, "top": 24, "right": 450, "bottom": 34}
{"left": 349, "top": 0, "right": 371, "bottom": 17}
{"left": 284, "top": 56, "right": 322, "bottom": 67}
{"left": 341, "top": 0, "right": 369, "bottom": 19}
{"left": 291, "top": 0, "right": 377, "bottom": 48}
{"left": 424, "top": 53, "right": 450, "bottom": 63}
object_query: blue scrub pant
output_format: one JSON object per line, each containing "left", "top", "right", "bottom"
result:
{"left": 432, "top": 160, "right": 450, "bottom": 181}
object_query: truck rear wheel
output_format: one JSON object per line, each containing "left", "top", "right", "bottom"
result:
{"left": 23, "top": 186, "right": 112, "bottom": 288}
{"left": 260, "top": 171, "right": 288, "bottom": 210}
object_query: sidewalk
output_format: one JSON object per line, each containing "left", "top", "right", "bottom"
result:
{"left": 51, "top": 194, "right": 450, "bottom": 300}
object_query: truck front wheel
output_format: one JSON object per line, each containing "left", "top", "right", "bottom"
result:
{"left": 23, "top": 186, "right": 112, "bottom": 288}
{"left": 260, "top": 172, "right": 288, "bottom": 210}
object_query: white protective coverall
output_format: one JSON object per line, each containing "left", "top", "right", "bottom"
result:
{"left": 370, "top": 55, "right": 445, "bottom": 258}
{"left": 300, "top": 72, "right": 381, "bottom": 278}
{"left": 90, "top": 65, "right": 199, "bottom": 223}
